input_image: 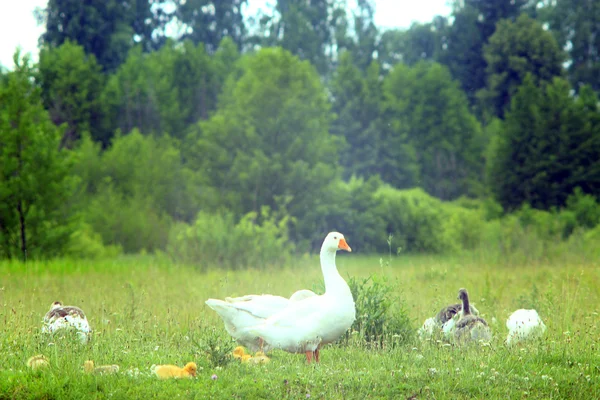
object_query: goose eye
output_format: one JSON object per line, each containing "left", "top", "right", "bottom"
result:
{"left": 333, "top": 236, "right": 338, "bottom": 240}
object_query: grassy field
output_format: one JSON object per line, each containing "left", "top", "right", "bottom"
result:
{"left": 1, "top": 252, "right": 599, "bottom": 399}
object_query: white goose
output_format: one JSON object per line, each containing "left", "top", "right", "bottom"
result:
{"left": 42, "top": 301, "right": 91, "bottom": 343}
{"left": 506, "top": 309, "right": 546, "bottom": 345}
{"left": 205, "top": 289, "right": 317, "bottom": 351}
{"left": 237, "top": 232, "right": 355, "bottom": 363}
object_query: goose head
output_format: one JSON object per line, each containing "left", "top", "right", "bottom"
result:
{"left": 321, "top": 232, "right": 352, "bottom": 254}
{"left": 457, "top": 288, "right": 469, "bottom": 302}
{"left": 183, "top": 362, "right": 197, "bottom": 377}
{"left": 50, "top": 301, "right": 63, "bottom": 310}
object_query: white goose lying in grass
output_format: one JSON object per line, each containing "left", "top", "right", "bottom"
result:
{"left": 506, "top": 309, "right": 546, "bottom": 345}
{"left": 206, "top": 289, "right": 316, "bottom": 352}
{"left": 454, "top": 288, "right": 491, "bottom": 344}
{"left": 207, "top": 232, "right": 355, "bottom": 363}
{"left": 418, "top": 302, "right": 480, "bottom": 340}
{"left": 42, "top": 301, "right": 91, "bottom": 343}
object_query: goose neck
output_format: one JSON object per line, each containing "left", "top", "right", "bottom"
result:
{"left": 461, "top": 296, "right": 471, "bottom": 316}
{"left": 320, "top": 249, "right": 344, "bottom": 292}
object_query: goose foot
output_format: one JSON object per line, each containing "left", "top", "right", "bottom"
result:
{"left": 305, "top": 351, "right": 313, "bottom": 363}
{"left": 258, "top": 337, "right": 264, "bottom": 352}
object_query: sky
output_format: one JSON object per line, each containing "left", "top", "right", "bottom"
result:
{"left": 0, "top": 0, "right": 452, "bottom": 70}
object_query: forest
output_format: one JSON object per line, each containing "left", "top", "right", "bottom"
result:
{"left": 1, "top": 0, "right": 600, "bottom": 266}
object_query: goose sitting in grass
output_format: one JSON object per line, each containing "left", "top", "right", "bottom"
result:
{"left": 232, "top": 346, "right": 252, "bottom": 362}
{"left": 151, "top": 362, "right": 197, "bottom": 379}
{"left": 418, "top": 302, "right": 480, "bottom": 340}
{"left": 454, "top": 288, "right": 491, "bottom": 344}
{"left": 506, "top": 309, "right": 546, "bottom": 345}
{"left": 42, "top": 301, "right": 91, "bottom": 343}
{"left": 206, "top": 289, "right": 317, "bottom": 352}
{"left": 84, "top": 360, "right": 120, "bottom": 375}
{"left": 235, "top": 232, "right": 355, "bottom": 363}
{"left": 232, "top": 346, "right": 271, "bottom": 364}
{"left": 27, "top": 355, "right": 49, "bottom": 370}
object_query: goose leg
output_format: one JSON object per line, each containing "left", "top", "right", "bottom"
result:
{"left": 305, "top": 351, "right": 313, "bottom": 363}
{"left": 258, "top": 337, "right": 264, "bottom": 351}
{"left": 314, "top": 349, "right": 320, "bottom": 363}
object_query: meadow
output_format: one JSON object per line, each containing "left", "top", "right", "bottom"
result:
{"left": 1, "top": 252, "right": 599, "bottom": 399}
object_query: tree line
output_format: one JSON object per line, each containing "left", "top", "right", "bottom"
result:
{"left": 1, "top": 0, "right": 600, "bottom": 263}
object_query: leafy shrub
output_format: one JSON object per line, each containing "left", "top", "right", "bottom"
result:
{"left": 442, "top": 204, "right": 487, "bottom": 252}
{"left": 566, "top": 187, "right": 600, "bottom": 229}
{"left": 195, "top": 327, "right": 234, "bottom": 368}
{"left": 375, "top": 186, "right": 451, "bottom": 253}
{"left": 85, "top": 182, "right": 172, "bottom": 253}
{"left": 345, "top": 274, "right": 413, "bottom": 348}
{"left": 296, "top": 176, "right": 387, "bottom": 252}
{"left": 166, "top": 206, "right": 293, "bottom": 269}
{"left": 66, "top": 222, "right": 122, "bottom": 259}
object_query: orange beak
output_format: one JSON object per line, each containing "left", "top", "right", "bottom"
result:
{"left": 338, "top": 238, "right": 352, "bottom": 252}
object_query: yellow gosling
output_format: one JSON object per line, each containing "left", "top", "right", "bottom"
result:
{"left": 152, "top": 362, "right": 197, "bottom": 379}
{"left": 27, "top": 355, "right": 49, "bottom": 370}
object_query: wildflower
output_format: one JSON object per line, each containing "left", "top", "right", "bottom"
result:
{"left": 428, "top": 368, "right": 437, "bottom": 376}
{"left": 306, "top": 394, "right": 311, "bottom": 398}
{"left": 154, "top": 346, "right": 159, "bottom": 351}
{"left": 415, "top": 354, "right": 424, "bottom": 360}
{"left": 211, "top": 374, "right": 218, "bottom": 380}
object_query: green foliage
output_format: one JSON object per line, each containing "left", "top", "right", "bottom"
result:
{"left": 566, "top": 188, "right": 600, "bottom": 229}
{"left": 38, "top": 0, "right": 159, "bottom": 72}
{"left": 66, "top": 222, "right": 122, "bottom": 259}
{"left": 330, "top": 52, "right": 382, "bottom": 179}
{"left": 479, "top": 14, "right": 566, "bottom": 119}
{"left": 73, "top": 131, "right": 198, "bottom": 253}
{"left": 195, "top": 327, "right": 235, "bottom": 368}
{"left": 440, "top": 0, "right": 530, "bottom": 107}
{"left": 298, "top": 176, "right": 386, "bottom": 252}
{"left": 375, "top": 186, "right": 453, "bottom": 253}
{"left": 545, "top": 0, "right": 600, "bottom": 92}
{"left": 166, "top": 207, "right": 293, "bottom": 270}
{"left": 37, "top": 40, "right": 104, "bottom": 147}
{"left": 346, "top": 274, "right": 413, "bottom": 347}
{"left": 186, "top": 47, "right": 340, "bottom": 236}
{"left": 378, "top": 21, "right": 445, "bottom": 71}
{"left": 101, "top": 44, "right": 183, "bottom": 142}
{"left": 176, "top": 0, "right": 247, "bottom": 53}
{"left": 488, "top": 75, "right": 600, "bottom": 211}
{"left": 0, "top": 51, "right": 78, "bottom": 260}
{"left": 383, "top": 61, "right": 484, "bottom": 199}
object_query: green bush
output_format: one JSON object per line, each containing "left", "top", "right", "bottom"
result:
{"left": 296, "top": 176, "right": 387, "bottom": 253}
{"left": 375, "top": 186, "right": 451, "bottom": 253}
{"left": 85, "top": 181, "right": 172, "bottom": 253}
{"left": 345, "top": 274, "right": 413, "bottom": 348}
{"left": 66, "top": 222, "right": 122, "bottom": 259}
{"left": 166, "top": 207, "right": 293, "bottom": 269}
{"left": 566, "top": 187, "right": 600, "bottom": 229}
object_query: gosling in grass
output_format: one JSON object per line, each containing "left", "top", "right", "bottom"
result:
{"left": 506, "top": 309, "right": 546, "bottom": 345}
{"left": 232, "top": 346, "right": 270, "bottom": 364}
{"left": 233, "top": 346, "right": 252, "bottom": 362}
{"left": 151, "top": 362, "right": 197, "bottom": 379}
{"left": 84, "top": 360, "right": 120, "bottom": 375}
{"left": 454, "top": 288, "right": 491, "bottom": 344}
{"left": 27, "top": 355, "right": 49, "bottom": 370}
{"left": 247, "top": 351, "right": 270, "bottom": 365}
{"left": 42, "top": 301, "right": 91, "bottom": 343}
{"left": 418, "top": 301, "right": 480, "bottom": 340}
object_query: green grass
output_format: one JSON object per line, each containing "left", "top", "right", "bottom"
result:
{"left": 1, "top": 253, "right": 599, "bottom": 399}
